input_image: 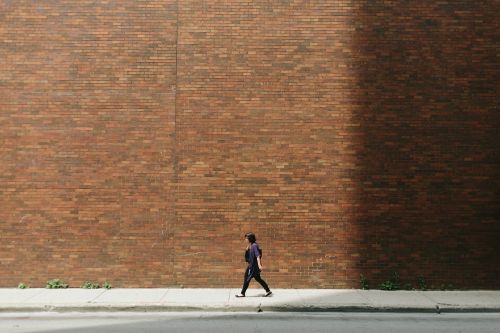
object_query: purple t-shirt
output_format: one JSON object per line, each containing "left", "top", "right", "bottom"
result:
{"left": 251, "top": 243, "right": 261, "bottom": 259}
{"left": 245, "top": 243, "right": 261, "bottom": 280}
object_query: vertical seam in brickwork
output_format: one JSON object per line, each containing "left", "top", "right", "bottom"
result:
{"left": 172, "top": 0, "right": 180, "bottom": 286}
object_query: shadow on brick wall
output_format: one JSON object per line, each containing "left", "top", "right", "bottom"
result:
{"left": 351, "top": 1, "right": 499, "bottom": 289}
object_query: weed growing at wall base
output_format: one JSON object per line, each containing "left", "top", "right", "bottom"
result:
{"left": 418, "top": 276, "right": 427, "bottom": 290}
{"left": 365, "top": 272, "right": 457, "bottom": 291}
{"left": 360, "top": 274, "right": 369, "bottom": 290}
{"left": 80, "top": 281, "right": 112, "bottom": 289}
{"left": 379, "top": 272, "right": 401, "bottom": 290}
{"left": 81, "top": 281, "right": 101, "bottom": 289}
{"left": 46, "top": 279, "right": 69, "bottom": 289}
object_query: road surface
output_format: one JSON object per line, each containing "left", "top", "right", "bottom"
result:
{"left": 1, "top": 312, "right": 499, "bottom": 333}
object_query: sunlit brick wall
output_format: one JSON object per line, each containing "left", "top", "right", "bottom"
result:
{"left": 0, "top": 0, "right": 177, "bottom": 287}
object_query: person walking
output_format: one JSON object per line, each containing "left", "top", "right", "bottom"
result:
{"left": 235, "top": 232, "right": 272, "bottom": 297}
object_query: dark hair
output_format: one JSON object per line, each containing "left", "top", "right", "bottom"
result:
{"left": 245, "top": 232, "right": 256, "bottom": 243}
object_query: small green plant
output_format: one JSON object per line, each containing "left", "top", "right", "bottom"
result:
{"left": 103, "top": 281, "right": 112, "bottom": 289}
{"left": 417, "top": 276, "right": 427, "bottom": 290}
{"left": 81, "top": 281, "right": 101, "bottom": 289}
{"left": 379, "top": 272, "right": 400, "bottom": 291}
{"left": 18, "top": 282, "right": 28, "bottom": 289}
{"left": 360, "top": 274, "right": 369, "bottom": 290}
{"left": 46, "top": 279, "right": 69, "bottom": 289}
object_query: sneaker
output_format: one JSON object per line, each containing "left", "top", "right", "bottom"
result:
{"left": 264, "top": 291, "right": 272, "bottom": 297}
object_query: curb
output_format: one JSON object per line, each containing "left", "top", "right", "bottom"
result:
{"left": 2, "top": 305, "right": 500, "bottom": 313}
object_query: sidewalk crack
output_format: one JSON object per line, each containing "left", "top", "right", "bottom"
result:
{"left": 419, "top": 291, "right": 439, "bottom": 308}
{"left": 159, "top": 289, "right": 170, "bottom": 303}
{"left": 89, "top": 289, "right": 108, "bottom": 303}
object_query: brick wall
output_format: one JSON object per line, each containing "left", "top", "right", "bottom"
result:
{"left": 1, "top": 1, "right": 498, "bottom": 289}
{"left": 0, "top": 0, "right": 177, "bottom": 287}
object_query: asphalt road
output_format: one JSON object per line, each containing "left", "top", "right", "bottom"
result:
{"left": 1, "top": 312, "right": 499, "bottom": 333}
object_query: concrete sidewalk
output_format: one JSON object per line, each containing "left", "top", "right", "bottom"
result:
{"left": 1, "top": 289, "right": 499, "bottom": 313}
